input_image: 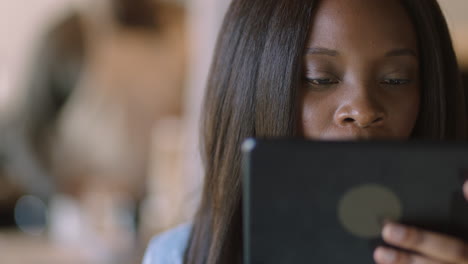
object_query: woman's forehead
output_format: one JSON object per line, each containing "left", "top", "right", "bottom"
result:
{"left": 307, "top": 0, "right": 418, "bottom": 55}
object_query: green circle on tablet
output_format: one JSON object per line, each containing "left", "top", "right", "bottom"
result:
{"left": 338, "top": 184, "right": 402, "bottom": 238}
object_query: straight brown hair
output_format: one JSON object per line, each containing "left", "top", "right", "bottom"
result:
{"left": 185, "top": 0, "right": 467, "bottom": 263}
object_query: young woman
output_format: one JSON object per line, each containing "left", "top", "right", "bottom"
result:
{"left": 143, "top": 0, "right": 468, "bottom": 263}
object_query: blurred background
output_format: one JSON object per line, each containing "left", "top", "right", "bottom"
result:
{"left": 0, "top": 0, "right": 466, "bottom": 263}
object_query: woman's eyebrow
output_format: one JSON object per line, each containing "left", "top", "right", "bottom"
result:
{"left": 306, "top": 47, "right": 339, "bottom": 57}
{"left": 385, "top": 48, "right": 417, "bottom": 57}
{"left": 306, "top": 47, "right": 417, "bottom": 58}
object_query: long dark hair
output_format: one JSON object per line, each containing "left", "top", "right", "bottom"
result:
{"left": 185, "top": 0, "right": 467, "bottom": 263}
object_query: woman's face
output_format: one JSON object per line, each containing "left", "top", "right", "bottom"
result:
{"left": 300, "top": 0, "right": 420, "bottom": 140}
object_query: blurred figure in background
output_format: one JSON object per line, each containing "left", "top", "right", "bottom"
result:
{"left": 3, "top": 0, "right": 187, "bottom": 263}
{"left": 54, "top": 0, "right": 186, "bottom": 200}
{"left": 4, "top": 12, "right": 85, "bottom": 200}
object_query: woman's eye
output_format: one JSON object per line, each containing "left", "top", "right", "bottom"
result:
{"left": 381, "top": 79, "right": 411, "bottom": 85}
{"left": 305, "top": 78, "right": 339, "bottom": 86}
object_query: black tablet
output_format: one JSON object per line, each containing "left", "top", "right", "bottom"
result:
{"left": 242, "top": 139, "right": 468, "bottom": 264}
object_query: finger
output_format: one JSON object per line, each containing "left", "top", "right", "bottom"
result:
{"left": 382, "top": 222, "right": 468, "bottom": 264}
{"left": 374, "top": 246, "right": 447, "bottom": 264}
{"left": 463, "top": 180, "right": 468, "bottom": 201}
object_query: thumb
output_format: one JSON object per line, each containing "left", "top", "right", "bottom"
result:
{"left": 464, "top": 180, "right": 468, "bottom": 201}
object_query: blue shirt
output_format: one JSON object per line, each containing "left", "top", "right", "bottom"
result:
{"left": 143, "top": 223, "right": 193, "bottom": 264}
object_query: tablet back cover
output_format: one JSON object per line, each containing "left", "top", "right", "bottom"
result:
{"left": 243, "top": 140, "right": 468, "bottom": 264}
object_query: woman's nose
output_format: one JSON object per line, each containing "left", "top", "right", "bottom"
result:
{"left": 334, "top": 95, "right": 386, "bottom": 128}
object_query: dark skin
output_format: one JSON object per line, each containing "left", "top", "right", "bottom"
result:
{"left": 300, "top": 0, "right": 468, "bottom": 263}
